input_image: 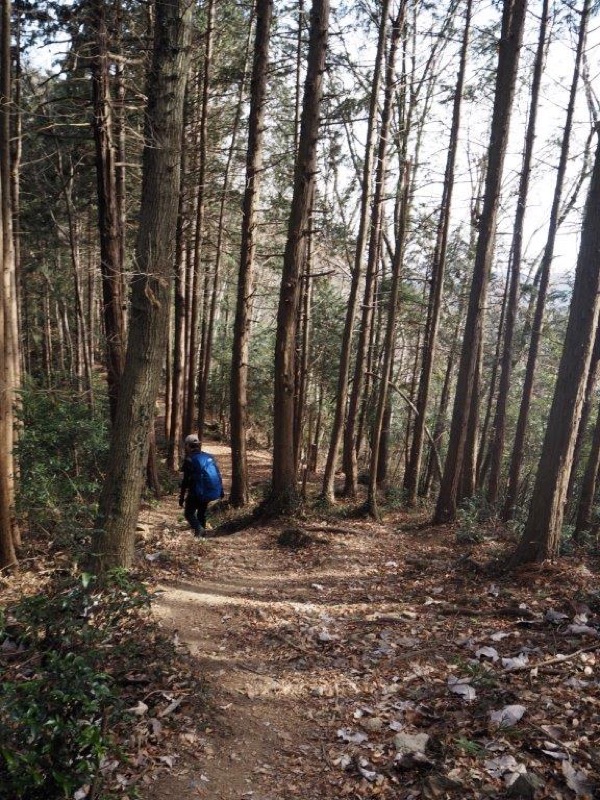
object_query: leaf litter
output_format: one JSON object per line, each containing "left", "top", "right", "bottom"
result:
{"left": 11, "top": 447, "right": 592, "bottom": 799}
{"left": 131, "top": 475, "right": 600, "bottom": 800}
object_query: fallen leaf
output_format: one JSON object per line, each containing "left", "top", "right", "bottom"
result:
{"left": 563, "top": 624, "right": 598, "bottom": 637}
{"left": 490, "top": 704, "right": 526, "bottom": 728}
{"left": 448, "top": 676, "right": 476, "bottom": 701}
{"left": 337, "top": 728, "right": 369, "bottom": 744}
{"left": 545, "top": 609, "right": 569, "bottom": 624}
{"left": 562, "top": 760, "right": 596, "bottom": 797}
{"left": 475, "top": 646, "right": 499, "bottom": 662}
{"left": 484, "top": 755, "right": 520, "bottom": 778}
{"left": 128, "top": 701, "right": 149, "bottom": 716}
{"left": 501, "top": 653, "right": 529, "bottom": 670}
{"left": 158, "top": 697, "right": 183, "bottom": 718}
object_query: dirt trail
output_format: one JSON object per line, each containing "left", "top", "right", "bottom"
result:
{"left": 139, "top": 444, "right": 341, "bottom": 799}
{"left": 134, "top": 444, "right": 600, "bottom": 800}
{"left": 147, "top": 537, "right": 328, "bottom": 800}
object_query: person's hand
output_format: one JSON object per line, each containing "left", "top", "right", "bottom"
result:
{"left": 178, "top": 496, "right": 184, "bottom": 508}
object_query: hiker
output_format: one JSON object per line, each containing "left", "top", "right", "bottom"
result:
{"left": 179, "top": 434, "right": 225, "bottom": 537}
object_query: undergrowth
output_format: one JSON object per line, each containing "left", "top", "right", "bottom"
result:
{"left": 16, "top": 379, "right": 110, "bottom": 546}
{"left": 0, "top": 569, "right": 174, "bottom": 800}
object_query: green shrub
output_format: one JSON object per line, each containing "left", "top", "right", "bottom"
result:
{"left": 0, "top": 652, "right": 114, "bottom": 799}
{"left": 16, "top": 379, "right": 110, "bottom": 540}
{"left": 455, "top": 495, "right": 489, "bottom": 544}
{"left": 0, "top": 571, "right": 151, "bottom": 800}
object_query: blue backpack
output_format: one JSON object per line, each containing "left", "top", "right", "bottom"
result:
{"left": 190, "top": 451, "right": 223, "bottom": 501}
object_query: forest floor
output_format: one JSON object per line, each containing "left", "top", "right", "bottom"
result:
{"left": 128, "top": 443, "right": 600, "bottom": 800}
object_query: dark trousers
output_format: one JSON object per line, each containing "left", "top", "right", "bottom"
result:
{"left": 184, "top": 494, "right": 209, "bottom": 534}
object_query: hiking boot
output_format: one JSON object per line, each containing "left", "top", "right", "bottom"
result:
{"left": 194, "top": 527, "right": 205, "bottom": 538}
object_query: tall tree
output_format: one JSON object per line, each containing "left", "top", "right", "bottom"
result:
{"left": 434, "top": 0, "right": 528, "bottom": 524}
{"left": 509, "top": 126, "right": 600, "bottom": 566}
{"left": 503, "top": 0, "right": 591, "bottom": 520}
{"left": 268, "top": 0, "right": 329, "bottom": 512}
{"left": 184, "top": 0, "right": 214, "bottom": 438}
{"left": 230, "top": 0, "right": 273, "bottom": 507}
{"left": 486, "top": 0, "right": 548, "bottom": 507}
{"left": 1, "top": 0, "right": 19, "bottom": 555}
{"left": 92, "top": 0, "right": 193, "bottom": 570}
{"left": 90, "top": 0, "right": 126, "bottom": 422}
{"left": 0, "top": 0, "right": 17, "bottom": 568}
{"left": 404, "top": 0, "right": 472, "bottom": 506}
{"left": 342, "top": 0, "right": 405, "bottom": 498}
{"left": 368, "top": 161, "right": 410, "bottom": 519}
{"left": 321, "top": 0, "right": 390, "bottom": 504}
{"left": 198, "top": 14, "right": 253, "bottom": 451}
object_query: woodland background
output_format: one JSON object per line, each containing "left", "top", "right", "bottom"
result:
{"left": 1, "top": 0, "right": 600, "bottom": 796}
{"left": 0, "top": 0, "right": 597, "bottom": 557}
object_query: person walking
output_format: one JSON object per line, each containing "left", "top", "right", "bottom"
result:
{"left": 179, "top": 434, "right": 225, "bottom": 537}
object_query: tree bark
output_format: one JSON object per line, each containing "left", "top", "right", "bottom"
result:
{"left": 565, "top": 329, "right": 600, "bottom": 512}
{"left": 93, "top": 0, "right": 193, "bottom": 571}
{"left": 574, "top": 392, "right": 600, "bottom": 538}
{"left": 90, "top": 0, "right": 126, "bottom": 422}
{"left": 509, "top": 127, "right": 600, "bottom": 566}
{"left": 321, "top": 0, "right": 390, "bottom": 503}
{"left": 504, "top": 0, "right": 590, "bottom": 520}
{"left": 166, "top": 94, "right": 190, "bottom": 470}
{"left": 0, "top": 0, "right": 19, "bottom": 560}
{"left": 268, "top": 0, "right": 329, "bottom": 511}
{"left": 230, "top": 0, "right": 273, "bottom": 507}
{"left": 434, "top": 0, "right": 527, "bottom": 524}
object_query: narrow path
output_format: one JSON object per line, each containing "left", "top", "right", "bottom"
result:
{"left": 134, "top": 444, "right": 600, "bottom": 800}
{"left": 138, "top": 443, "right": 356, "bottom": 799}
{"left": 146, "top": 528, "right": 329, "bottom": 799}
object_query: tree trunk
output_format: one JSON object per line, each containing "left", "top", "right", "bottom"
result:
{"left": 368, "top": 162, "right": 410, "bottom": 519}
{"left": 434, "top": 0, "right": 527, "bottom": 524}
{"left": 458, "top": 337, "right": 481, "bottom": 502}
{"left": 503, "top": 0, "right": 590, "bottom": 520}
{"left": 321, "top": 0, "right": 390, "bottom": 503}
{"left": 230, "top": 0, "right": 273, "bottom": 507}
{"left": 91, "top": 0, "right": 126, "bottom": 422}
{"left": 509, "top": 127, "right": 600, "bottom": 566}
{"left": 167, "top": 97, "right": 190, "bottom": 470}
{"left": 574, "top": 393, "right": 600, "bottom": 538}
{"left": 294, "top": 229, "right": 313, "bottom": 471}
{"left": 403, "top": 0, "right": 472, "bottom": 502}
{"left": 566, "top": 329, "right": 600, "bottom": 512}
{"left": 185, "top": 0, "right": 214, "bottom": 437}
{"left": 58, "top": 154, "right": 94, "bottom": 397}
{"left": 93, "top": 0, "right": 193, "bottom": 571}
{"left": 343, "top": 2, "right": 405, "bottom": 498}
{"left": 1, "top": 0, "right": 19, "bottom": 558}
{"left": 268, "top": 0, "right": 329, "bottom": 512}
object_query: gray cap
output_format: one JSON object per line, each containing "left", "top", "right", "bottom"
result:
{"left": 184, "top": 434, "right": 200, "bottom": 446}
